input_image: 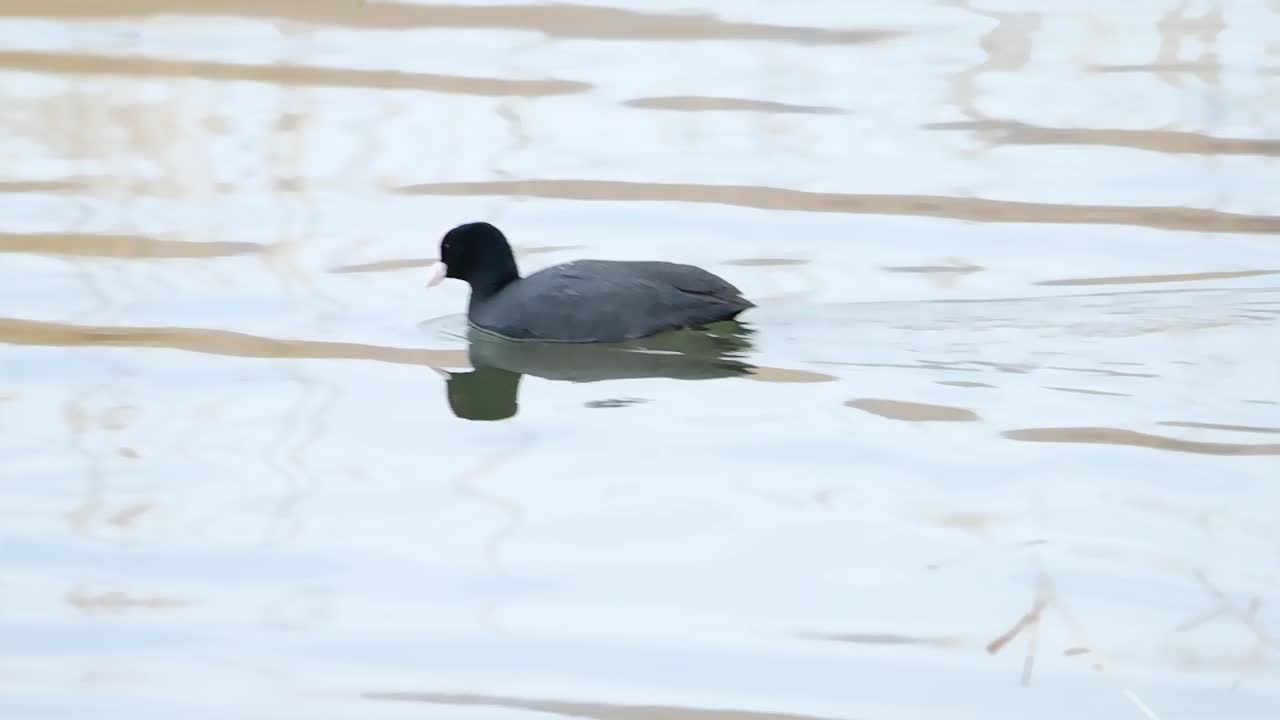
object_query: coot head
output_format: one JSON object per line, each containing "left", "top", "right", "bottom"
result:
{"left": 428, "top": 222, "right": 520, "bottom": 299}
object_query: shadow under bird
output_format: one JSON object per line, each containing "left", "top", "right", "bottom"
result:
{"left": 444, "top": 323, "right": 757, "bottom": 421}
{"left": 427, "top": 222, "right": 755, "bottom": 343}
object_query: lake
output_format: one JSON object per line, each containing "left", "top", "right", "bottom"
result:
{"left": 1, "top": 1, "right": 1278, "bottom": 719}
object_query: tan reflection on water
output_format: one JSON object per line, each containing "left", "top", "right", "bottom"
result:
{"left": 926, "top": 120, "right": 1280, "bottom": 157}
{"left": 1093, "top": 4, "right": 1225, "bottom": 84}
{"left": 363, "top": 692, "right": 845, "bottom": 720}
{"left": 944, "top": 3, "right": 1041, "bottom": 123}
{"left": 328, "top": 257, "right": 436, "bottom": 275}
{"left": 1003, "top": 427, "right": 1280, "bottom": 456}
{"left": 401, "top": 179, "right": 1280, "bottom": 233}
{"left": 0, "top": 179, "right": 89, "bottom": 193}
{"left": 0, "top": 316, "right": 831, "bottom": 383}
{"left": 845, "top": 398, "right": 980, "bottom": 422}
{"left": 0, "top": 232, "right": 265, "bottom": 259}
{"left": 1158, "top": 421, "right": 1280, "bottom": 435}
{"left": 0, "top": 316, "right": 466, "bottom": 367}
{"left": 1036, "top": 270, "right": 1280, "bottom": 287}
{"left": 0, "top": 51, "right": 591, "bottom": 97}
{"left": 0, "top": 0, "right": 901, "bottom": 45}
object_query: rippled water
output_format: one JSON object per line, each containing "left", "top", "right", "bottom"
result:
{"left": 2, "top": 2, "right": 1279, "bottom": 718}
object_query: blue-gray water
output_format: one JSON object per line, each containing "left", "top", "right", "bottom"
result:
{"left": 1, "top": 2, "right": 1278, "bottom": 718}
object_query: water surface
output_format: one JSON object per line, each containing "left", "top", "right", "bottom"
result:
{"left": 1, "top": 1, "right": 1278, "bottom": 719}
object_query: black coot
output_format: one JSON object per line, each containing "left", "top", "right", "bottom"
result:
{"left": 428, "top": 222, "right": 755, "bottom": 343}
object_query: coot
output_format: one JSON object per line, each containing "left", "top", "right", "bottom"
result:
{"left": 428, "top": 222, "right": 755, "bottom": 343}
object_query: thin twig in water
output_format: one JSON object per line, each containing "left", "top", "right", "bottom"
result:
{"left": 985, "top": 574, "right": 1049, "bottom": 686}
{"left": 1045, "top": 573, "right": 1166, "bottom": 720}
{"left": 1179, "top": 571, "right": 1279, "bottom": 649}
{"left": 1175, "top": 572, "right": 1277, "bottom": 691}
{"left": 986, "top": 564, "right": 1165, "bottom": 720}
{"left": 1022, "top": 610, "right": 1040, "bottom": 687}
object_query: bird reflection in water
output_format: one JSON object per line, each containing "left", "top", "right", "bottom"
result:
{"left": 445, "top": 321, "right": 756, "bottom": 421}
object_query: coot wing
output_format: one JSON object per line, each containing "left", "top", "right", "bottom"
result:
{"left": 469, "top": 260, "right": 753, "bottom": 343}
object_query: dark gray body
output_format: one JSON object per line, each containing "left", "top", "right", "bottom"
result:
{"left": 467, "top": 259, "right": 755, "bottom": 343}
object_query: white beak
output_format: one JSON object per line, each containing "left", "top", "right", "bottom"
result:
{"left": 427, "top": 261, "right": 447, "bottom": 287}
